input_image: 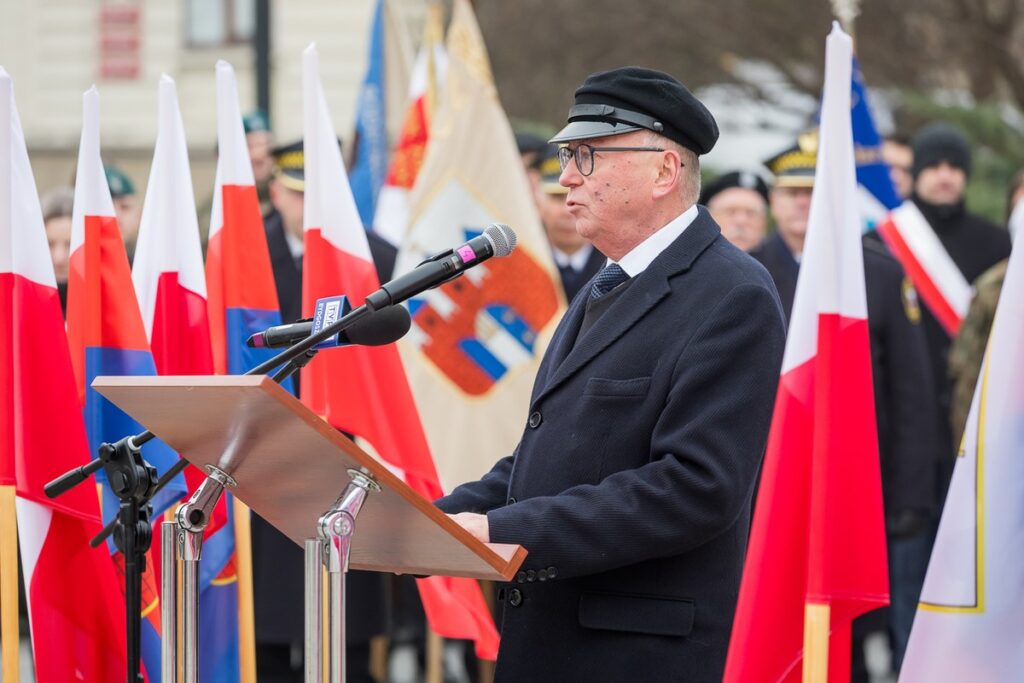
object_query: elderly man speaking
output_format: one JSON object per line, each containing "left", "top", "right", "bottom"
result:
{"left": 437, "top": 67, "right": 786, "bottom": 682}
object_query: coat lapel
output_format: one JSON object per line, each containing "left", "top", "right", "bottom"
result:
{"left": 535, "top": 209, "right": 721, "bottom": 404}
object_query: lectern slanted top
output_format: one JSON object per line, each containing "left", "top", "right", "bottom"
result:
{"left": 94, "top": 375, "right": 525, "bottom": 581}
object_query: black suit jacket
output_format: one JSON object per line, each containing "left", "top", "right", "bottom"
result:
{"left": 253, "top": 211, "right": 397, "bottom": 646}
{"left": 750, "top": 232, "right": 940, "bottom": 518}
{"left": 438, "top": 208, "right": 786, "bottom": 682}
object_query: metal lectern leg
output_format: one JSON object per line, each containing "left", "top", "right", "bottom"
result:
{"left": 174, "top": 466, "right": 236, "bottom": 683}
{"left": 305, "top": 538, "right": 323, "bottom": 683}
{"left": 161, "top": 521, "right": 178, "bottom": 683}
{"left": 179, "top": 527, "right": 202, "bottom": 683}
{"left": 315, "top": 469, "right": 380, "bottom": 683}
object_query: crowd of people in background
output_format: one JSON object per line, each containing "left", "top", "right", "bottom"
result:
{"left": 29, "top": 105, "right": 1016, "bottom": 682}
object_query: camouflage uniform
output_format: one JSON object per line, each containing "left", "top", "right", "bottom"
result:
{"left": 949, "top": 258, "right": 1009, "bottom": 450}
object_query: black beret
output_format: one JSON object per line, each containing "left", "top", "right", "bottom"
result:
{"left": 911, "top": 123, "right": 971, "bottom": 180}
{"left": 699, "top": 170, "right": 769, "bottom": 206}
{"left": 550, "top": 66, "right": 719, "bottom": 155}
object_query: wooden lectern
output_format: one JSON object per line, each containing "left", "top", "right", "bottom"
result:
{"left": 94, "top": 375, "right": 525, "bottom": 682}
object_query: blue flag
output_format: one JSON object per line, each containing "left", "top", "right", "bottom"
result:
{"left": 350, "top": 0, "right": 388, "bottom": 227}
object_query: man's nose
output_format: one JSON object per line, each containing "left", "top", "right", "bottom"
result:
{"left": 559, "top": 159, "right": 582, "bottom": 188}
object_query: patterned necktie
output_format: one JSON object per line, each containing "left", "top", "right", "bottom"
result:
{"left": 590, "top": 263, "right": 629, "bottom": 300}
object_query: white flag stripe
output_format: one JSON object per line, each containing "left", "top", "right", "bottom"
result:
{"left": 215, "top": 61, "right": 255, "bottom": 188}
{"left": 132, "top": 74, "right": 206, "bottom": 336}
{"left": 781, "top": 24, "right": 864, "bottom": 375}
{"left": 0, "top": 68, "right": 14, "bottom": 275}
{"left": 70, "top": 87, "right": 117, "bottom": 254}
{"left": 0, "top": 68, "right": 54, "bottom": 286}
{"left": 209, "top": 61, "right": 255, "bottom": 242}
{"left": 890, "top": 201, "right": 973, "bottom": 319}
{"left": 302, "top": 44, "right": 374, "bottom": 263}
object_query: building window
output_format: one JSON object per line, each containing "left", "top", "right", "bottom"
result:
{"left": 186, "top": 0, "right": 255, "bottom": 47}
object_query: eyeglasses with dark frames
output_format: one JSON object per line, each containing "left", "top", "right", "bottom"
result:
{"left": 556, "top": 143, "right": 674, "bottom": 177}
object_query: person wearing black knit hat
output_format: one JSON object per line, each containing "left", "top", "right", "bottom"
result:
{"left": 903, "top": 122, "right": 1011, "bottom": 495}
{"left": 437, "top": 66, "right": 786, "bottom": 682}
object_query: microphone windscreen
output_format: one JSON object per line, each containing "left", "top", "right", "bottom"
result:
{"left": 484, "top": 224, "right": 517, "bottom": 257}
{"left": 344, "top": 304, "right": 412, "bottom": 346}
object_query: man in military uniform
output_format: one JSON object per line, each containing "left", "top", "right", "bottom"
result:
{"left": 530, "top": 145, "right": 606, "bottom": 301}
{"left": 255, "top": 140, "right": 395, "bottom": 682}
{"left": 751, "top": 134, "right": 940, "bottom": 674}
{"left": 699, "top": 170, "right": 770, "bottom": 252}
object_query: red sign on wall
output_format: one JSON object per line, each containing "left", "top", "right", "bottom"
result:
{"left": 99, "top": 2, "right": 141, "bottom": 80}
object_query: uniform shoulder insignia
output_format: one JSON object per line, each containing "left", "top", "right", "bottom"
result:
{"left": 901, "top": 277, "right": 922, "bottom": 324}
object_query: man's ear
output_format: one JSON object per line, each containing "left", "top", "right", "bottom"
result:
{"left": 652, "top": 149, "right": 682, "bottom": 200}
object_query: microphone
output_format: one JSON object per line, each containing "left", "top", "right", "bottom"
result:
{"left": 247, "top": 303, "right": 411, "bottom": 349}
{"left": 364, "top": 223, "right": 517, "bottom": 310}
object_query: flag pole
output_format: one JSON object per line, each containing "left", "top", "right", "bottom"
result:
{"left": 233, "top": 497, "right": 257, "bottom": 683}
{"left": 0, "top": 485, "right": 20, "bottom": 682}
{"left": 802, "top": 602, "right": 830, "bottom": 682}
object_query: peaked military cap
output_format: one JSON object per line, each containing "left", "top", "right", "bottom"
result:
{"left": 764, "top": 130, "right": 819, "bottom": 187}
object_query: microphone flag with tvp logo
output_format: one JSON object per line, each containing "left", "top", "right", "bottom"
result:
{"left": 399, "top": 0, "right": 563, "bottom": 494}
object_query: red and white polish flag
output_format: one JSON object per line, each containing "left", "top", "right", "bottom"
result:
{"left": 0, "top": 67, "right": 128, "bottom": 682}
{"left": 302, "top": 44, "right": 499, "bottom": 659}
{"left": 724, "top": 24, "right": 889, "bottom": 682}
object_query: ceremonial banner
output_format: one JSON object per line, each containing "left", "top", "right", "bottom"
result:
{"left": 724, "top": 24, "right": 889, "bottom": 682}
{"left": 133, "top": 74, "right": 240, "bottom": 681}
{"left": 302, "top": 42, "right": 500, "bottom": 659}
{"left": 1, "top": 66, "right": 127, "bottom": 683}
{"left": 399, "top": 0, "right": 562, "bottom": 492}
{"left": 900, "top": 215, "right": 1024, "bottom": 681}
{"left": 67, "top": 86, "right": 185, "bottom": 681}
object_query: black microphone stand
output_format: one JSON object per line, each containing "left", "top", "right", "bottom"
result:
{"left": 43, "top": 301, "right": 384, "bottom": 683}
